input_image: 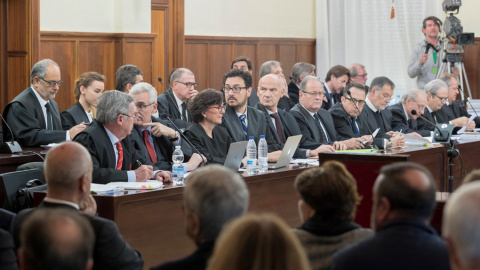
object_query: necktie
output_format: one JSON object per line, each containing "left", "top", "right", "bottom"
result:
{"left": 313, "top": 114, "right": 327, "bottom": 143}
{"left": 351, "top": 117, "right": 360, "bottom": 134}
{"left": 270, "top": 113, "right": 286, "bottom": 143}
{"left": 239, "top": 114, "right": 248, "bottom": 137}
{"left": 45, "top": 102, "right": 54, "bottom": 130}
{"left": 143, "top": 130, "right": 157, "bottom": 163}
{"left": 181, "top": 102, "right": 188, "bottom": 121}
{"left": 115, "top": 142, "right": 123, "bottom": 170}
{"left": 431, "top": 111, "right": 438, "bottom": 124}
{"left": 409, "top": 118, "right": 418, "bottom": 130}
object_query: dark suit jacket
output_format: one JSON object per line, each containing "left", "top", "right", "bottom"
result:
{"left": 184, "top": 123, "right": 232, "bottom": 165}
{"left": 417, "top": 107, "right": 448, "bottom": 133}
{"left": 3, "top": 87, "right": 66, "bottom": 147}
{"left": 248, "top": 87, "right": 260, "bottom": 107}
{"left": 387, "top": 103, "right": 430, "bottom": 136}
{"left": 321, "top": 83, "right": 340, "bottom": 111}
{"left": 0, "top": 228, "right": 17, "bottom": 270}
{"left": 290, "top": 103, "right": 337, "bottom": 150}
{"left": 221, "top": 106, "right": 280, "bottom": 152}
{"left": 277, "top": 96, "right": 295, "bottom": 112}
{"left": 255, "top": 103, "right": 307, "bottom": 158}
{"left": 14, "top": 201, "right": 143, "bottom": 270}
{"left": 157, "top": 88, "right": 192, "bottom": 129}
{"left": 288, "top": 81, "right": 300, "bottom": 104}
{"left": 442, "top": 101, "right": 480, "bottom": 128}
{"left": 73, "top": 120, "right": 156, "bottom": 184}
{"left": 332, "top": 219, "right": 451, "bottom": 270}
{"left": 131, "top": 119, "right": 175, "bottom": 171}
{"left": 150, "top": 241, "right": 214, "bottom": 270}
{"left": 61, "top": 101, "right": 91, "bottom": 130}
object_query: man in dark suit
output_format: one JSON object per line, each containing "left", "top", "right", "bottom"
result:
{"left": 18, "top": 208, "right": 95, "bottom": 270}
{"left": 332, "top": 162, "right": 451, "bottom": 270}
{"left": 290, "top": 76, "right": 364, "bottom": 151}
{"left": 231, "top": 56, "right": 260, "bottom": 107}
{"left": 321, "top": 65, "right": 350, "bottom": 110}
{"left": 115, "top": 64, "right": 143, "bottom": 93}
{"left": 440, "top": 73, "right": 477, "bottom": 131}
{"left": 157, "top": 68, "right": 198, "bottom": 129}
{"left": 417, "top": 79, "right": 452, "bottom": 133}
{"left": 14, "top": 141, "right": 144, "bottom": 270}
{"left": 288, "top": 62, "right": 316, "bottom": 104}
{"left": 150, "top": 164, "right": 249, "bottom": 270}
{"left": 221, "top": 69, "right": 283, "bottom": 162}
{"left": 388, "top": 89, "right": 431, "bottom": 137}
{"left": 74, "top": 90, "right": 171, "bottom": 184}
{"left": 129, "top": 82, "right": 204, "bottom": 171}
{"left": 2, "top": 59, "right": 86, "bottom": 147}
{"left": 259, "top": 61, "right": 295, "bottom": 111}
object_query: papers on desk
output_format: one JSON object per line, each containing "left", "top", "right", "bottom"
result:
{"left": 290, "top": 159, "right": 319, "bottom": 166}
{"left": 40, "top": 143, "right": 61, "bottom": 149}
{"left": 457, "top": 115, "right": 476, "bottom": 134}
{"left": 403, "top": 134, "right": 431, "bottom": 146}
{"left": 107, "top": 180, "right": 164, "bottom": 190}
{"left": 90, "top": 184, "right": 124, "bottom": 196}
{"left": 457, "top": 132, "right": 480, "bottom": 143}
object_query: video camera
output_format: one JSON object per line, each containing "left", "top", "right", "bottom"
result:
{"left": 442, "top": 0, "right": 474, "bottom": 53}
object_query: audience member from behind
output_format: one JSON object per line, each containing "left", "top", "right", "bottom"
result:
{"left": 207, "top": 213, "right": 311, "bottom": 270}
{"left": 294, "top": 161, "right": 373, "bottom": 270}
{"left": 61, "top": 71, "right": 105, "bottom": 130}
{"left": 332, "top": 162, "right": 451, "bottom": 270}
{"left": 461, "top": 169, "right": 480, "bottom": 185}
{"left": 14, "top": 141, "right": 144, "bottom": 270}
{"left": 184, "top": 89, "right": 232, "bottom": 165}
{"left": 442, "top": 181, "right": 480, "bottom": 270}
{"left": 115, "top": 64, "right": 143, "bottom": 93}
{"left": 18, "top": 208, "right": 94, "bottom": 270}
{"left": 151, "top": 164, "right": 249, "bottom": 270}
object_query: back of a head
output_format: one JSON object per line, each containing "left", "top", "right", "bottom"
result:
{"left": 424, "top": 79, "right": 448, "bottom": 95}
{"left": 183, "top": 164, "right": 249, "bottom": 243}
{"left": 19, "top": 208, "right": 94, "bottom": 270}
{"left": 443, "top": 181, "right": 480, "bottom": 269}
{"left": 44, "top": 142, "right": 92, "bottom": 196}
{"left": 462, "top": 169, "right": 480, "bottom": 185}
{"left": 207, "top": 213, "right": 311, "bottom": 270}
{"left": 294, "top": 161, "right": 361, "bottom": 221}
{"left": 377, "top": 162, "right": 436, "bottom": 220}
{"left": 115, "top": 64, "right": 143, "bottom": 92}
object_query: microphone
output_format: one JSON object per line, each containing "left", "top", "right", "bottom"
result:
{"left": 0, "top": 113, "right": 22, "bottom": 153}
{"left": 411, "top": 110, "right": 448, "bottom": 141}
{"left": 157, "top": 77, "right": 167, "bottom": 91}
{"left": 158, "top": 113, "right": 203, "bottom": 159}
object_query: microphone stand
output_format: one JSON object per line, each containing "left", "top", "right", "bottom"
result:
{"left": 161, "top": 114, "right": 203, "bottom": 159}
{"left": 447, "top": 140, "right": 459, "bottom": 193}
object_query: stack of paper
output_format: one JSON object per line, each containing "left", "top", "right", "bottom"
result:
{"left": 106, "top": 180, "right": 164, "bottom": 190}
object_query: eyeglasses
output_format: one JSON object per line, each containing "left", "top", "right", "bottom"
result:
{"left": 433, "top": 94, "right": 448, "bottom": 102}
{"left": 177, "top": 81, "right": 198, "bottom": 88}
{"left": 39, "top": 77, "right": 63, "bottom": 87}
{"left": 223, "top": 86, "right": 247, "bottom": 94}
{"left": 122, "top": 114, "right": 137, "bottom": 120}
{"left": 356, "top": 73, "right": 368, "bottom": 79}
{"left": 209, "top": 103, "right": 226, "bottom": 112}
{"left": 135, "top": 102, "right": 155, "bottom": 110}
{"left": 345, "top": 97, "right": 366, "bottom": 106}
{"left": 303, "top": 91, "right": 325, "bottom": 97}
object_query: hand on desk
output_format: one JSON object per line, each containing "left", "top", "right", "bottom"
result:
{"left": 80, "top": 194, "right": 97, "bottom": 216}
{"left": 466, "top": 120, "right": 475, "bottom": 131}
{"left": 135, "top": 165, "right": 153, "bottom": 182}
{"left": 332, "top": 141, "right": 347, "bottom": 150}
{"left": 407, "top": 132, "right": 422, "bottom": 137}
{"left": 268, "top": 151, "right": 282, "bottom": 162}
{"left": 391, "top": 133, "right": 405, "bottom": 147}
{"left": 343, "top": 137, "right": 366, "bottom": 149}
{"left": 155, "top": 171, "right": 172, "bottom": 183}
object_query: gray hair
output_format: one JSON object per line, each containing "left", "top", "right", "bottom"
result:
{"left": 443, "top": 181, "right": 480, "bottom": 268}
{"left": 401, "top": 88, "right": 426, "bottom": 103}
{"left": 299, "top": 75, "right": 322, "bottom": 93}
{"left": 183, "top": 164, "right": 249, "bottom": 243}
{"left": 424, "top": 79, "right": 448, "bottom": 95}
{"left": 30, "top": 59, "right": 60, "bottom": 84}
{"left": 259, "top": 60, "right": 281, "bottom": 78}
{"left": 369, "top": 76, "right": 395, "bottom": 94}
{"left": 170, "top": 68, "right": 194, "bottom": 83}
{"left": 348, "top": 63, "right": 365, "bottom": 77}
{"left": 129, "top": 82, "right": 158, "bottom": 104}
{"left": 115, "top": 64, "right": 143, "bottom": 92}
{"left": 439, "top": 73, "right": 456, "bottom": 87}
{"left": 291, "top": 62, "right": 315, "bottom": 84}
{"left": 96, "top": 90, "right": 134, "bottom": 125}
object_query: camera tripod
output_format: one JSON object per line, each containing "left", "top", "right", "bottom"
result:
{"left": 437, "top": 47, "right": 473, "bottom": 100}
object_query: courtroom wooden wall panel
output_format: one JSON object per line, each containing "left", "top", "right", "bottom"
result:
{"left": 463, "top": 38, "right": 480, "bottom": 99}
{"left": 278, "top": 44, "right": 297, "bottom": 84}
{"left": 151, "top": 9, "right": 167, "bottom": 92}
{"left": 124, "top": 41, "right": 155, "bottom": 87}
{"left": 78, "top": 41, "right": 115, "bottom": 86}
{"left": 6, "top": 57, "right": 30, "bottom": 103}
{"left": 209, "top": 44, "right": 233, "bottom": 90}
{"left": 185, "top": 43, "right": 209, "bottom": 91}
{"left": 257, "top": 44, "right": 278, "bottom": 75}
{"left": 234, "top": 44, "right": 257, "bottom": 81}
{"left": 297, "top": 44, "right": 316, "bottom": 63}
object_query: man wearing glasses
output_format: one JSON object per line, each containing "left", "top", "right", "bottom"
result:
{"left": 221, "top": 69, "right": 283, "bottom": 162}
{"left": 417, "top": 79, "right": 450, "bottom": 133}
{"left": 290, "top": 76, "right": 365, "bottom": 151}
{"left": 389, "top": 89, "right": 431, "bottom": 137}
{"left": 157, "top": 68, "right": 198, "bottom": 129}
{"left": 330, "top": 82, "right": 404, "bottom": 149}
{"left": 3, "top": 59, "right": 86, "bottom": 147}
{"left": 348, "top": 63, "right": 369, "bottom": 92}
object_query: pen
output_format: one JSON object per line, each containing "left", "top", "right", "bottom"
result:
{"left": 136, "top": 160, "right": 142, "bottom": 167}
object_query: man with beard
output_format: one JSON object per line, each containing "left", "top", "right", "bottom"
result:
{"left": 322, "top": 65, "right": 350, "bottom": 110}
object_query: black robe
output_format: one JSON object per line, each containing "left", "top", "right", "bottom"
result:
{"left": 61, "top": 101, "right": 91, "bottom": 130}
{"left": 184, "top": 123, "right": 232, "bottom": 165}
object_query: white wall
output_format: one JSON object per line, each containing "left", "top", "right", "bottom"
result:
{"left": 184, "top": 0, "right": 316, "bottom": 38}
{"left": 446, "top": 1, "right": 480, "bottom": 35}
{"left": 40, "top": 0, "right": 151, "bottom": 33}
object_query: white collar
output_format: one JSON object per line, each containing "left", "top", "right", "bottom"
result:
{"left": 365, "top": 97, "right": 378, "bottom": 113}
{"left": 44, "top": 197, "right": 80, "bottom": 210}
{"left": 104, "top": 125, "right": 120, "bottom": 145}
{"left": 301, "top": 104, "right": 316, "bottom": 118}
{"left": 401, "top": 103, "right": 410, "bottom": 121}
{"left": 31, "top": 86, "right": 49, "bottom": 107}
{"left": 172, "top": 90, "right": 184, "bottom": 107}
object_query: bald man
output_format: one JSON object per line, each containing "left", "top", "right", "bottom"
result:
{"left": 14, "top": 142, "right": 144, "bottom": 270}
{"left": 333, "top": 162, "right": 451, "bottom": 270}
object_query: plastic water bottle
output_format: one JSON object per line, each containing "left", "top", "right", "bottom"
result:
{"left": 388, "top": 94, "right": 401, "bottom": 106}
{"left": 258, "top": 135, "right": 268, "bottom": 173}
{"left": 246, "top": 136, "right": 257, "bottom": 175}
{"left": 172, "top": 146, "right": 184, "bottom": 185}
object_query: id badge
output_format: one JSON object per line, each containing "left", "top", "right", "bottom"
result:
{"left": 432, "top": 68, "right": 439, "bottom": 74}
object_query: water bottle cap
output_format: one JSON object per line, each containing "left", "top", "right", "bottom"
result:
{"left": 249, "top": 136, "right": 254, "bottom": 140}
{"left": 175, "top": 145, "right": 181, "bottom": 149}
{"left": 260, "top": 135, "right": 265, "bottom": 139}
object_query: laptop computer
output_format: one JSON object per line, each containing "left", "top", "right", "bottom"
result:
{"left": 268, "top": 135, "right": 302, "bottom": 169}
{"left": 224, "top": 141, "right": 248, "bottom": 171}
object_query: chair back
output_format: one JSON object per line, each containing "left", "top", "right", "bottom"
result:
{"left": 0, "top": 169, "right": 44, "bottom": 211}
